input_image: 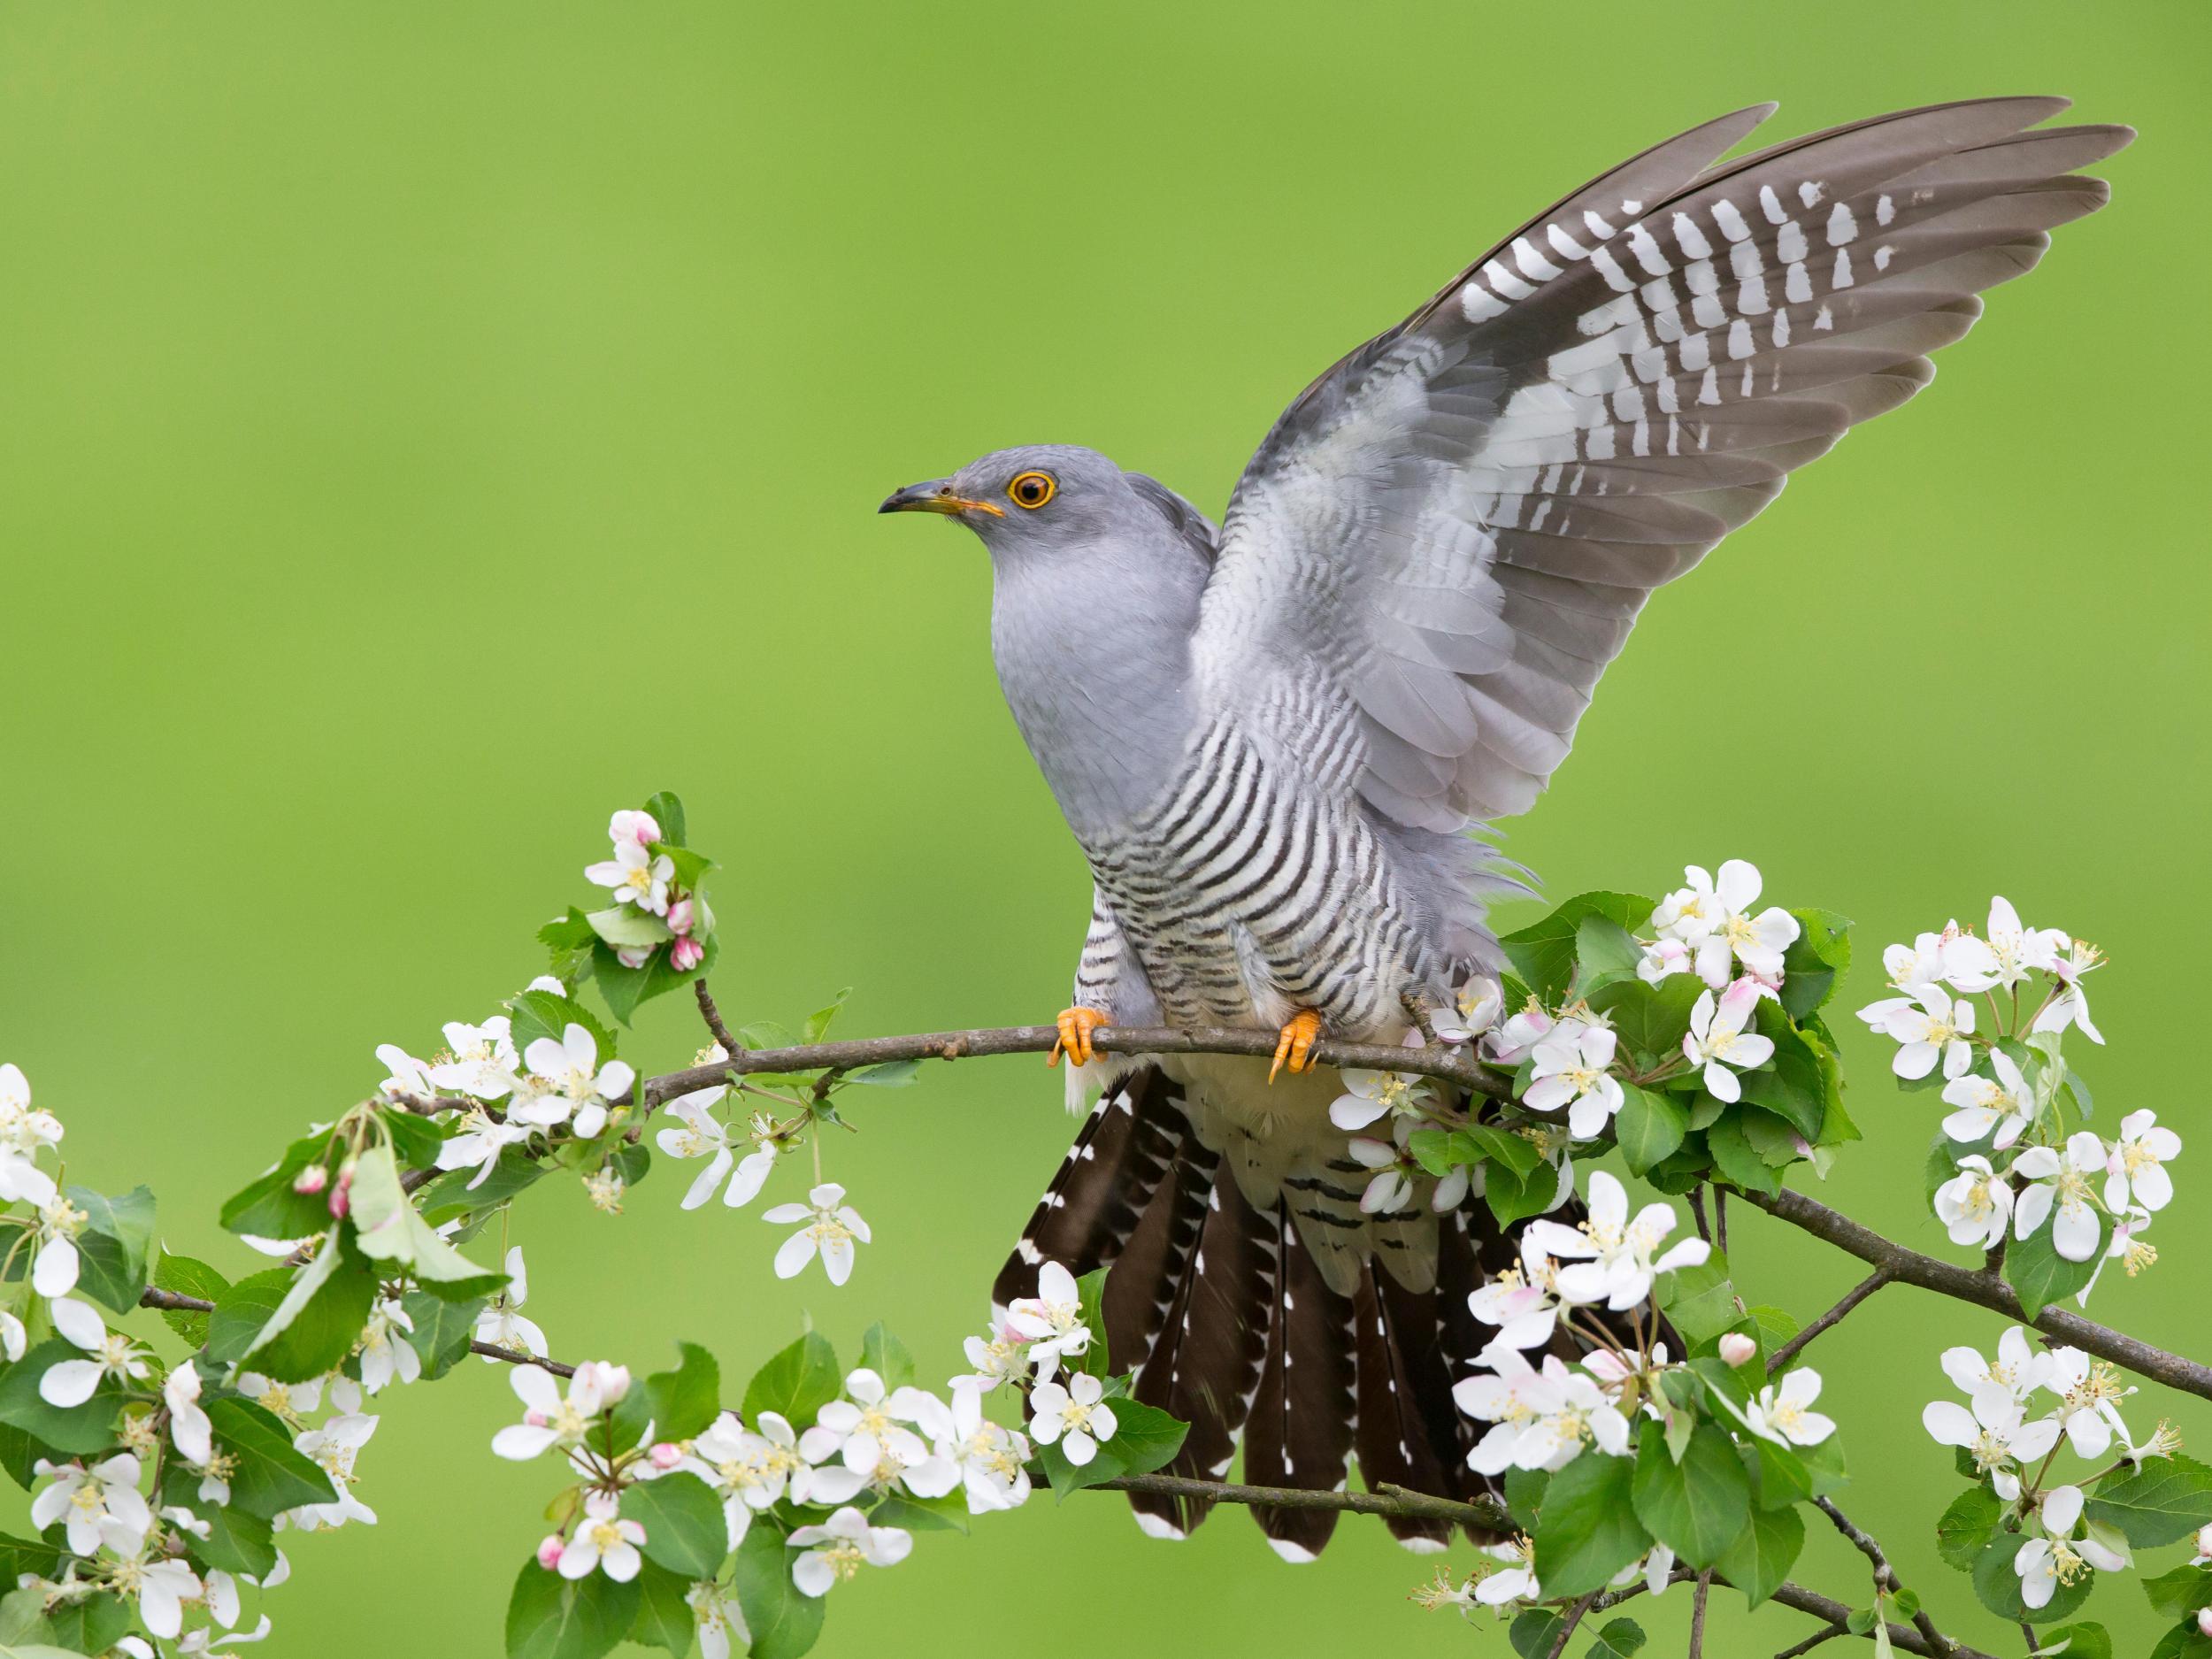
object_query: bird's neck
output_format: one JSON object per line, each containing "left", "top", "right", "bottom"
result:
{"left": 987, "top": 539, "right": 1206, "bottom": 845}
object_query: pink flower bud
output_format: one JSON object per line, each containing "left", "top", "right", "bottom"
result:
{"left": 609, "top": 810, "right": 662, "bottom": 849}
{"left": 649, "top": 1442, "right": 682, "bottom": 1471}
{"left": 615, "top": 945, "right": 654, "bottom": 971}
{"left": 2198, "top": 1523, "right": 2212, "bottom": 1560}
{"left": 670, "top": 937, "right": 703, "bottom": 973}
{"left": 327, "top": 1161, "right": 357, "bottom": 1220}
{"left": 580, "top": 1363, "right": 632, "bottom": 1406}
{"left": 1717, "top": 1333, "right": 1757, "bottom": 1368}
{"left": 292, "top": 1165, "right": 329, "bottom": 1196}
{"left": 536, "top": 1534, "right": 565, "bottom": 1571}
{"left": 2199, "top": 1608, "right": 2212, "bottom": 1639}
{"left": 666, "top": 898, "right": 695, "bottom": 937}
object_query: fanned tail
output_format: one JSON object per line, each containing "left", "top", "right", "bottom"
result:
{"left": 1243, "top": 1214, "right": 1356, "bottom": 1561}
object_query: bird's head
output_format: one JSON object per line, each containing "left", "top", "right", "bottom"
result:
{"left": 878, "top": 445, "right": 1157, "bottom": 557}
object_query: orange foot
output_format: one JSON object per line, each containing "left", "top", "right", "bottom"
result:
{"left": 1269, "top": 1010, "right": 1325, "bottom": 1083}
{"left": 1048, "top": 1006, "right": 1110, "bottom": 1069}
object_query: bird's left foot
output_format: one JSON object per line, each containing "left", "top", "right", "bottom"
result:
{"left": 1048, "top": 1006, "right": 1110, "bottom": 1070}
{"left": 1269, "top": 1010, "right": 1325, "bottom": 1082}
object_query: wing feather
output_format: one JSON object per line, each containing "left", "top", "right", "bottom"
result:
{"left": 1192, "top": 100, "right": 2131, "bottom": 830}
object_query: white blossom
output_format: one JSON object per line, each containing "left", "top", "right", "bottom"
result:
{"left": 1523, "top": 1171, "right": 1709, "bottom": 1310}
{"left": 30, "top": 1454, "right": 150, "bottom": 1555}
{"left": 657, "top": 1092, "right": 775, "bottom": 1211}
{"left": 1650, "top": 860, "right": 1800, "bottom": 988}
{"left": 1939, "top": 1329, "right": 2049, "bottom": 1427}
{"left": 2016, "top": 1485, "right": 2128, "bottom": 1609}
{"left": 1483, "top": 1001, "right": 1557, "bottom": 1067}
{"left": 40, "top": 1296, "right": 152, "bottom": 1406}
{"left": 427, "top": 1017, "right": 520, "bottom": 1099}
{"left": 492, "top": 1363, "right": 615, "bottom": 1461}
{"left": 1466, "top": 1236, "right": 1561, "bottom": 1361}
{"left": 1455, "top": 1349, "right": 1630, "bottom": 1474}
{"left": 165, "top": 1360, "right": 215, "bottom": 1468}
{"left": 0, "top": 1064, "right": 61, "bottom": 1205}
{"left": 433, "top": 1104, "right": 530, "bottom": 1189}
{"left": 559, "top": 1490, "right": 646, "bottom": 1582}
{"left": 474, "top": 1248, "right": 549, "bottom": 1362}
{"left": 373, "top": 1044, "right": 436, "bottom": 1102}
{"left": 1933, "top": 1156, "right": 2014, "bottom": 1250}
{"left": 1978, "top": 897, "right": 2066, "bottom": 990}
{"left": 1939, "top": 1053, "right": 2034, "bottom": 1148}
{"left": 2032, "top": 939, "right": 2105, "bottom": 1045}
{"left": 932, "top": 1382, "right": 1033, "bottom": 1513}
{"left": 1524, "top": 1025, "right": 1624, "bottom": 1140}
{"left": 2041, "top": 1347, "right": 2135, "bottom": 1459}
{"left": 30, "top": 1190, "right": 88, "bottom": 1297}
{"left": 1742, "top": 1370, "right": 1835, "bottom": 1447}
{"left": 2013, "top": 1133, "right": 2107, "bottom": 1262}
{"left": 787, "top": 1506, "right": 911, "bottom": 1596}
{"left": 763, "top": 1183, "right": 870, "bottom": 1286}
{"left": 1430, "top": 978, "right": 1503, "bottom": 1045}
{"left": 1472, "top": 1536, "right": 1540, "bottom": 1607}
{"left": 2079, "top": 1206, "right": 2156, "bottom": 1306}
{"left": 587, "top": 840, "right": 675, "bottom": 917}
{"left": 687, "top": 1579, "right": 749, "bottom": 1659}
{"left": 2104, "top": 1110, "right": 2180, "bottom": 1213}
{"left": 514, "top": 1025, "right": 635, "bottom": 1141}
{"left": 1028, "top": 1371, "right": 1118, "bottom": 1467}
{"left": 1681, "top": 979, "right": 1775, "bottom": 1103}
{"left": 357, "top": 1297, "right": 421, "bottom": 1394}
{"left": 1346, "top": 1124, "right": 1419, "bottom": 1216}
{"left": 1881, "top": 987, "right": 1977, "bottom": 1081}
{"left": 111, "top": 1554, "right": 201, "bottom": 1640}
{"left": 282, "top": 1414, "right": 379, "bottom": 1530}
{"left": 1005, "top": 1261, "right": 1093, "bottom": 1378}
{"left": 798, "top": 1368, "right": 949, "bottom": 1487}
{"left": 1329, "top": 1064, "right": 1436, "bottom": 1133}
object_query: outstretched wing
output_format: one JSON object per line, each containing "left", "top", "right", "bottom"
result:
{"left": 1191, "top": 99, "right": 2131, "bottom": 831}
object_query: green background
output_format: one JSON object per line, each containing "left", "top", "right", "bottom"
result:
{"left": 0, "top": 3, "right": 2202, "bottom": 1653}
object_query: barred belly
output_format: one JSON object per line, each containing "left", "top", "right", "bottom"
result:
{"left": 1083, "top": 716, "right": 1438, "bottom": 1040}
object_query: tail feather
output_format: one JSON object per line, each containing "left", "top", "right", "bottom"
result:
{"left": 1244, "top": 1213, "right": 1356, "bottom": 1562}
{"left": 1351, "top": 1266, "right": 1455, "bottom": 1552}
{"left": 1125, "top": 1173, "right": 1279, "bottom": 1539}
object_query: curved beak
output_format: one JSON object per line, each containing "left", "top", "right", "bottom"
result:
{"left": 878, "top": 480, "right": 1004, "bottom": 518}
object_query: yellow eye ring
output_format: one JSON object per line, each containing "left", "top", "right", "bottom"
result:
{"left": 1008, "top": 471, "right": 1056, "bottom": 510}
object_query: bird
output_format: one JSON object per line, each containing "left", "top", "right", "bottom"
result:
{"left": 879, "top": 98, "right": 2130, "bottom": 1560}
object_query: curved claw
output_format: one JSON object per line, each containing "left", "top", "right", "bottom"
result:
{"left": 1049, "top": 1006, "right": 1110, "bottom": 1070}
{"left": 1269, "top": 1010, "right": 1325, "bottom": 1083}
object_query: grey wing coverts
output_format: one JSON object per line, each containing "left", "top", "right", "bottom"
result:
{"left": 1194, "top": 97, "right": 2131, "bottom": 831}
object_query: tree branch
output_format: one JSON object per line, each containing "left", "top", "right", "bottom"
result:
{"left": 1767, "top": 1267, "right": 1894, "bottom": 1374}
{"left": 1545, "top": 1589, "right": 1601, "bottom": 1658}
{"left": 693, "top": 978, "right": 741, "bottom": 1057}
{"left": 1813, "top": 1495, "right": 1956, "bottom": 1656}
{"left": 1769, "top": 1583, "right": 1996, "bottom": 1659}
{"left": 1094, "top": 1471, "right": 1509, "bottom": 1532}
{"left": 1737, "top": 1185, "right": 2212, "bottom": 1400}
{"left": 639, "top": 1023, "right": 1515, "bottom": 1108}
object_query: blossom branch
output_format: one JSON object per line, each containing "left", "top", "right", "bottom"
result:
{"left": 1767, "top": 1583, "right": 1995, "bottom": 1659}
{"left": 1737, "top": 1185, "right": 2212, "bottom": 1402}
{"left": 641, "top": 1023, "right": 1517, "bottom": 1109}
{"left": 1812, "top": 1495, "right": 1956, "bottom": 1657}
{"left": 1765, "top": 1267, "right": 1895, "bottom": 1374}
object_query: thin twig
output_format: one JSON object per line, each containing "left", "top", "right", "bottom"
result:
{"left": 1716, "top": 1187, "right": 1729, "bottom": 1256}
{"left": 1737, "top": 1185, "right": 2212, "bottom": 1402}
{"left": 1768, "top": 1268, "right": 1895, "bottom": 1373}
{"left": 1688, "top": 1571, "right": 1711, "bottom": 1657}
{"left": 639, "top": 1023, "right": 1515, "bottom": 1108}
{"left": 1688, "top": 1186, "right": 1712, "bottom": 1246}
{"left": 2018, "top": 1622, "right": 2036, "bottom": 1654}
{"left": 1769, "top": 1583, "right": 1996, "bottom": 1658}
{"left": 1814, "top": 1496, "right": 1955, "bottom": 1656}
{"left": 471, "top": 1341, "right": 574, "bottom": 1378}
{"left": 693, "top": 978, "right": 741, "bottom": 1057}
{"left": 1773, "top": 1626, "right": 1846, "bottom": 1658}
{"left": 1545, "top": 1589, "right": 1601, "bottom": 1659}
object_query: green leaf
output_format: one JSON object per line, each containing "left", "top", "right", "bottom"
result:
{"left": 204, "top": 1241, "right": 379, "bottom": 1382}
{"left": 1574, "top": 914, "right": 1646, "bottom": 984}
{"left": 621, "top": 1471, "right": 728, "bottom": 1578}
{"left": 1631, "top": 1420, "right": 1750, "bottom": 1568}
{"left": 538, "top": 907, "right": 599, "bottom": 987}
{"left": 1705, "top": 1110, "right": 1783, "bottom": 1197}
{"left": 592, "top": 933, "right": 718, "bottom": 1025}
{"left": 627, "top": 1561, "right": 697, "bottom": 1657}
{"left": 1615, "top": 1084, "right": 1689, "bottom": 1177}
{"left": 2150, "top": 1620, "right": 2212, "bottom": 1659}
{"left": 1744, "top": 1435, "right": 1814, "bottom": 1512}
{"left": 2005, "top": 1217, "right": 2104, "bottom": 1322}
{"left": 2087, "top": 1454, "right": 2212, "bottom": 1548}
{"left": 1587, "top": 972, "right": 1704, "bottom": 1064}
{"left": 803, "top": 990, "right": 852, "bottom": 1044}
{"left": 509, "top": 990, "right": 617, "bottom": 1069}
{"left": 418, "top": 1148, "right": 548, "bottom": 1221}
{"left": 1484, "top": 1156, "right": 1560, "bottom": 1227}
{"left": 348, "top": 1141, "right": 504, "bottom": 1295}
{"left": 1458, "top": 1124, "right": 1541, "bottom": 1176}
{"left": 1973, "top": 1530, "right": 2090, "bottom": 1624}
{"left": 1658, "top": 1261, "right": 1741, "bottom": 1352}
{"left": 1583, "top": 1616, "right": 1648, "bottom": 1657}
{"left": 0, "top": 1341, "right": 122, "bottom": 1453}
{"left": 0, "top": 1537, "right": 59, "bottom": 1593}
{"left": 1937, "top": 1484, "right": 2004, "bottom": 1571}
{"left": 403, "top": 1290, "right": 487, "bottom": 1381}
{"left": 613, "top": 1342, "right": 722, "bottom": 1449}
{"left": 204, "top": 1395, "right": 339, "bottom": 1518}
{"left": 0, "top": 1586, "right": 47, "bottom": 1646}
{"left": 1104, "top": 1399, "right": 1188, "bottom": 1478}
{"left": 33, "top": 1591, "right": 131, "bottom": 1655}
{"left": 1779, "top": 910, "right": 1853, "bottom": 1020}
{"left": 860, "top": 1325, "right": 915, "bottom": 1390}
{"left": 1739, "top": 1008, "right": 1828, "bottom": 1143}
{"left": 151, "top": 1249, "right": 228, "bottom": 1348}
{"left": 741, "top": 1333, "right": 841, "bottom": 1432}
{"left": 1739, "top": 1305, "right": 1801, "bottom": 1370}
{"left": 642, "top": 791, "right": 687, "bottom": 848}
{"left": 2143, "top": 1563, "right": 2212, "bottom": 1621}
{"left": 869, "top": 1486, "right": 972, "bottom": 1534}
{"left": 1532, "top": 1446, "right": 1650, "bottom": 1600}
{"left": 1509, "top": 1609, "right": 1565, "bottom": 1659}
{"left": 733, "top": 1525, "right": 826, "bottom": 1659}
{"left": 586, "top": 905, "right": 674, "bottom": 949}
{"left": 2039, "top": 1623, "right": 2114, "bottom": 1659}
{"left": 1714, "top": 1498, "right": 1802, "bottom": 1608}
{"left": 506, "top": 1558, "right": 641, "bottom": 1659}
{"left": 219, "top": 1132, "right": 336, "bottom": 1240}
{"left": 65, "top": 1185, "right": 156, "bottom": 1315}
{"left": 1503, "top": 1467, "right": 1549, "bottom": 1532}
{"left": 380, "top": 1105, "right": 449, "bottom": 1170}
{"left": 843, "top": 1059, "right": 921, "bottom": 1087}
{"left": 163, "top": 1463, "right": 278, "bottom": 1576}
{"left": 1500, "top": 892, "right": 1655, "bottom": 1002}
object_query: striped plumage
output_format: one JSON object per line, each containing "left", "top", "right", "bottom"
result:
{"left": 888, "top": 97, "right": 2130, "bottom": 1556}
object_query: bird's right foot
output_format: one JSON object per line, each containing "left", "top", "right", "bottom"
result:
{"left": 1048, "top": 1006, "right": 1110, "bottom": 1069}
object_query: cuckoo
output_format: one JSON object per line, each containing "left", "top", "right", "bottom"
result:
{"left": 879, "top": 98, "right": 2130, "bottom": 1559}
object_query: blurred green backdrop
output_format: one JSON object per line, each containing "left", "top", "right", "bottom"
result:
{"left": 0, "top": 3, "right": 2203, "bottom": 1654}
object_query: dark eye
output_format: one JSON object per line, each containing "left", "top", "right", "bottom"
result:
{"left": 1008, "top": 471, "right": 1056, "bottom": 510}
